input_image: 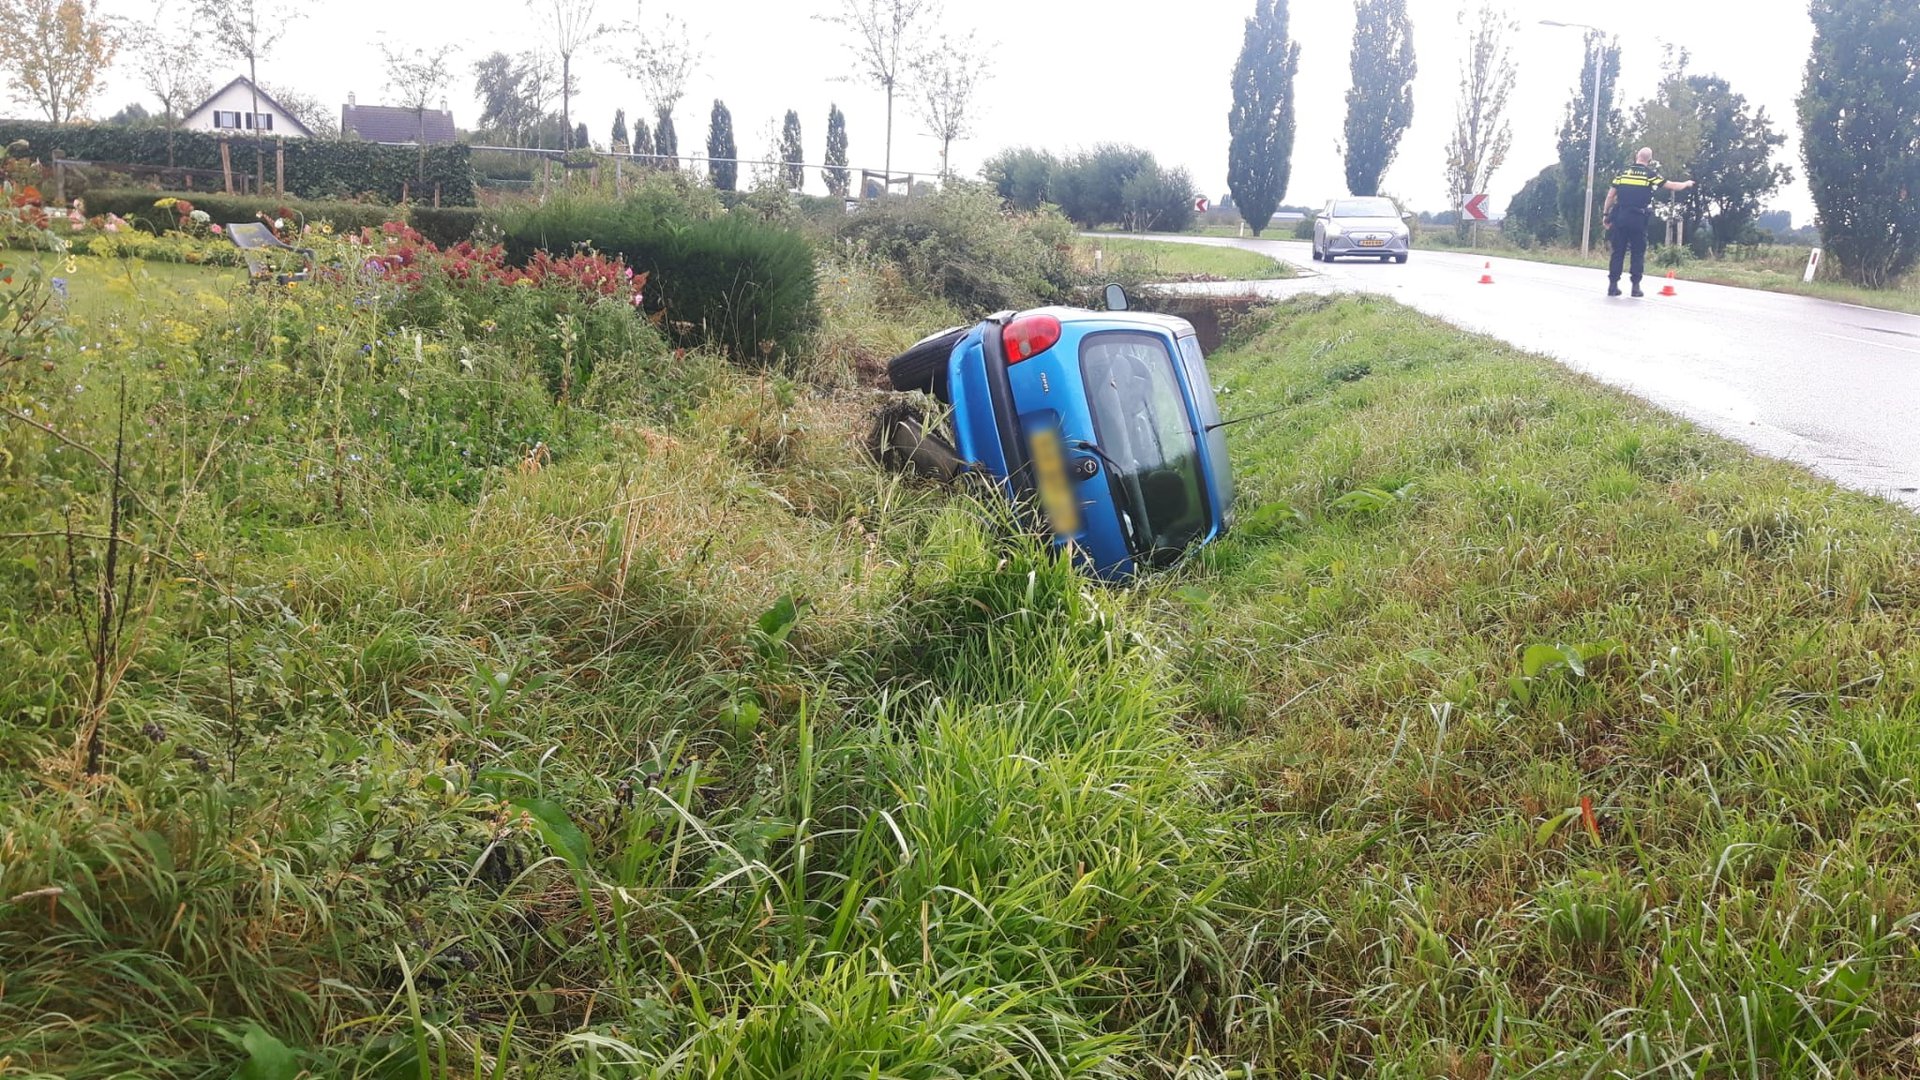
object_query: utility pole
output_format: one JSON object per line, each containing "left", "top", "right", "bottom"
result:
{"left": 1541, "top": 20, "right": 1607, "bottom": 257}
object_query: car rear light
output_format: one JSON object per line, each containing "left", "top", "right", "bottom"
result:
{"left": 1002, "top": 314, "right": 1062, "bottom": 363}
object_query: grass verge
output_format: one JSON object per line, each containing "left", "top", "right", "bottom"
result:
{"left": 1424, "top": 236, "right": 1920, "bottom": 316}
{"left": 1076, "top": 236, "right": 1294, "bottom": 282}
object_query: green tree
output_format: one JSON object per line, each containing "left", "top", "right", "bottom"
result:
{"left": 1799, "top": 0, "right": 1920, "bottom": 288}
{"left": 1504, "top": 163, "right": 1563, "bottom": 247}
{"left": 612, "top": 107, "right": 628, "bottom": 148}
{"left": 708, "top": 99, "right": 736, "bottom": 191}
{"left": 1443, "top": 2, "right": 1517, "bottom": 240}
{"left": 1556, "top": 31, "right": 1624, "bottom": 249}
{"left": 473, "top": 51, "right": 533, "bottom": 143}
{"left": 823, "top": 103, "right": 849, "bottom": 197}
{"left": 632, "top": 114, "right": 654, "bottom": 159}
{"left": 1121, "top": 162, "right": 1197, "bottom": 232}
{"left": 982, "top": 147, "right": 1055, "bottom": 210}
{"left": 1227, "top": 0, "right": 1300, "bottom": 235}
{"left": 574, "top": 121, "right": 590, "bottom": 151}
{"left": 1342, "top": 0, "right": 1414, "bottom": 197}
{"left": 780, "top": 109, "right": 804, "bottom": 190}
{"left": 1647, "top": 72, "right": 1789, "bottom": 255}
{"left": 655, "top": 110, "right": 678, "bottom": 162}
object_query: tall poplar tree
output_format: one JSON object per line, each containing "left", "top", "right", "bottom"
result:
{"left": 1227, "top": 0, "right": 1300, "bottom": 235}
{"left": 780, "top": 109, "right": 805, "bottom": 190}
{"left": 823, "top": 104, "right": 850, "bottom": 197}
{"left": 1341, "top": 0, "right": 1414, "bottom": 197}
{"left": 1799, "top": 0, "right": 1920, "bottom": 288}
{"left": 708, "top": 99, "right": 737, "bottom": 191}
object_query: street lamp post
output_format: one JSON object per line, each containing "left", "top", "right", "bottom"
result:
{"left": 1541, "top": 20, "right": 1606, "bottom": 257}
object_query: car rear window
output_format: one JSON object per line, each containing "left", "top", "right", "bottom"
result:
{"left": 1332, "top": 198, "right": 1400, "bottom": 218}
{"left": 1079, "top": 332, "right": 1208, "bottom": 566}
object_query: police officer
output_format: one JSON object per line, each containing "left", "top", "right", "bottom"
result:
{"left": 1601, "top": 147, "right": 1695, "bottom": 297}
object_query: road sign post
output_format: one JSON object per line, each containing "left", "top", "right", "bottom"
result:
{"left": 1193, "top": 196, "right": 1210, "bottom": 214}
{"left": 1804, "top": 248, "right": 1822, "bottom": 283}
{"left": 1462, "top": 194, "right": 1490, "bottom": 221}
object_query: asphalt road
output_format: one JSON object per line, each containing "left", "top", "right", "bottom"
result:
{"left": 1140, "top": 234, "right": 1920, "bottom": 508}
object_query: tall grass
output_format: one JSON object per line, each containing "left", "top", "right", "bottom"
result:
{"left": 9, "top": 252, "right": 1920, "bottom": 1078}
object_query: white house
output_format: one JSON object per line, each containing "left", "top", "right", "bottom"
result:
{"left": 180, "top": 77, "right": 315, "bottom": 138}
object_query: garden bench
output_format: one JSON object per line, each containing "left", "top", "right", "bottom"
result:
{"left": 224, "top": 222, "right": 315, "bottom": 286}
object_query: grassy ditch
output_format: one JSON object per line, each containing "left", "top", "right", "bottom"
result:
{"left": 5, "top": 270, "right": 1920, "bottom": 1078}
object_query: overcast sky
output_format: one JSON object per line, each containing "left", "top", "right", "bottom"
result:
{"left": 93, "top": 0, "right": 1818, "bottom": 222}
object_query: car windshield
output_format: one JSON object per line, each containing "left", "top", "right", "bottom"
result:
{"left": 1079, "top": 332, "right": 1208, "bottom": 566}
{"left": 1332, "top": 198, "right": 1400, "bottom": 219}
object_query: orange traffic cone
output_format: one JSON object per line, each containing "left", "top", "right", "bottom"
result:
{"left": 1658, "top": 271, "right": 1678, "bottom": 297}
{"left": 1478, "top": 261, "right": 1495, "bottom": 285}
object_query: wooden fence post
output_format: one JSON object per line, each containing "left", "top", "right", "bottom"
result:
{"left": 433, "top": 183, "right": 441, "bottom": 208}
{"left": 401, "top": 181, "right": 409, "bottom": 204}
{"left": 274, "top": 140, "right": 285, "bottom": 195}
{"left": 219, "top": 140, "right": 234, "bottom": 194}
{"left": 52, "top": 151, "right": 65, "bottom": 205}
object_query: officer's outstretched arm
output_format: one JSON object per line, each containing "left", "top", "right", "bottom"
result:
{"left": 1661, "top": 179, "right": 1695, "bottom": 192}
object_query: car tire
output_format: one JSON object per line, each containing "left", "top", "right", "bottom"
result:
{"left": 1395, "top": 253, "right": 1409, "bottom": 264}
{"left": 1311, "top": 243, "right": 1322, "bottom": 262}
{"left": 886, "top": 326, "right": 968, "bottom": 396}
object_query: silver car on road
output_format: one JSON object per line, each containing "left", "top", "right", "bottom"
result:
{"left": 1312, "top": 196, "right": 1412, "bottom": 264}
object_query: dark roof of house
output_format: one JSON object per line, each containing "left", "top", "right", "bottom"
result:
{"left": 341, "top": 103, "right": 457, "bottom": 145}
{"left": 185, "top": 76, "right": 317, "bottom": 138}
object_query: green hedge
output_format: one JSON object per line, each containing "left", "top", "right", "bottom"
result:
{"left": 5, "top": 120, "right": 475, "bottom": 205}
{"left": 81, "top": 190, "right": 482, "bottom": 246}
{"left": 499, "top": 195, "right": 817, "bottom": 364}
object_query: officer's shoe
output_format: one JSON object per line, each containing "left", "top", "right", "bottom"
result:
{"left": 1630, "top": 285, "right": 1645, "bottom": 298}
{"left": 1607, "top": 282, "right": 1622, "bottom": 297}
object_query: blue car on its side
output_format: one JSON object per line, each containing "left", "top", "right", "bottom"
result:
{"left": 874, "top": 287, "right": 1235, "bottom": 579}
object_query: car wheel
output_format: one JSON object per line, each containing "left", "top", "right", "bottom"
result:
{"left": 1311, "top": 243, "right": 1322, "bottom": 262}
{"left": 1395, "top": 253, "right": 1409, "bottom": 264}
{"left": 886, "top": 326, "right": 968, "bottom": 395}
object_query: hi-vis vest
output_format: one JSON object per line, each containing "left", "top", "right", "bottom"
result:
{"left": 1609, "top": 163, "right": 1665, "bottom": 218}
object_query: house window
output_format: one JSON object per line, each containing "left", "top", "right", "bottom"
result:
{"left": 213, "top": 110, "right": 241, "bottom": 129}
{"left": 245, "top": 113, "right": 272, "bottom": 131}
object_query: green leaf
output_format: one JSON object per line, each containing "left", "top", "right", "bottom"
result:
{"left": 232, "top": 1025, "right": 298, "bottom": 1080}
{"left": 510, "top": 797, "right": 591, "bottom": 873}
{"left": 1534, "top": 806, "right": 1582, "bottom": 847}
{"left": 756, "top": 594, "right": 804, "bottom": 642}
{"left": 1521, "top": 644, "right": 1566, "bottom": 678}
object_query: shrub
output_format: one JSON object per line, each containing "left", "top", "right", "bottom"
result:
{"left": 834, "top": 182, "right": 1077, "bottom": 314}
{"left": 498, "top": 186, "right": 817, "bottom": 365}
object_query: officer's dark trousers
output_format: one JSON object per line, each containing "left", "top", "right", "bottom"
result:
{"left": 1608, "top": 217, "right": 1649, "bottom": 285}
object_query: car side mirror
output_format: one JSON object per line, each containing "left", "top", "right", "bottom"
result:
{"left": 1103, "top": 283, "right": 1129, "bottom": 311}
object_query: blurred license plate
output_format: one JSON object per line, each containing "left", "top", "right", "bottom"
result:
{"left": 1028, "top": 428, "right": 1082, "bottom": 535}
{"left": 1360, "top": 238, "right": 1386, "bottom": 247}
